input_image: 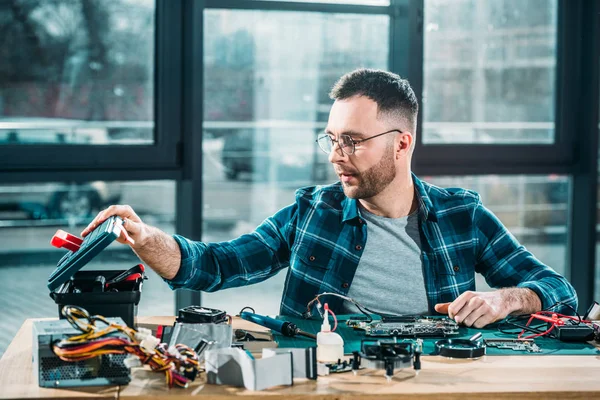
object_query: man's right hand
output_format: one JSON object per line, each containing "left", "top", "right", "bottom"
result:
{"left": 81, "top": 205, "right": 147, "bottom": 247}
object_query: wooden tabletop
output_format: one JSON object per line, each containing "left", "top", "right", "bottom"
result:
{"left": 2, "top": 316, "right": 600, "bottom": 400}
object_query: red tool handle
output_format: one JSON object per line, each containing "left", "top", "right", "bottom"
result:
{"left": 530, "top": 313, "right": 565, "bottom": 325}
{"left": 51, "top": 230, "right": 83, "bottom": 252}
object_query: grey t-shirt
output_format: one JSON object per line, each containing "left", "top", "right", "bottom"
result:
{"left": 341, "top": 207, "right": 429, "bottom": 315}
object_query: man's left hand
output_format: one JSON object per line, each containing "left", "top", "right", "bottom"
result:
{"left": 434, "top": 290, "right": 510, "bottom": 328}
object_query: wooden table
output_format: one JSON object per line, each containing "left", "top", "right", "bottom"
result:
{"left": 2, "top": 316, "right": 600, "bottom": 399}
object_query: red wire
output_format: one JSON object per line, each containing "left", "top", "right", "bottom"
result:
{"left": 516, "top": 311, "right": 588, "bottom": 339}
{"left": 323, "top": 303, "right": 338, "bottom": 332}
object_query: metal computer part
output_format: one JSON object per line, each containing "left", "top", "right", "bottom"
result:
{"left": 484, "top": 338, "right": 542, "bottom": 353}
{"left": 352, "top": 339, "right": 421, "bottom": 379}
{"left": 348, "top": 317, "right": 459, "bottom": 338}
{"left": 33, "top": 318, "right": 130, "bottom": 388}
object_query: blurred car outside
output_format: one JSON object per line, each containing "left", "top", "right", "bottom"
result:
{"left": 0, "top": 182, "right": 121, "bottom": 221}
{"left": 0, "top": 117, "right": 111, "bottom": 145}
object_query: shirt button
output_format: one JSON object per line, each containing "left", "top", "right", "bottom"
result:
{"left": 342, "top": 282, "right": 349, "bottom": 289}
{"left": 309, "top": 256, "right": 316, "bottom": 262}
{"left": 355, "top": 245, "right": 362, "bottom": 251}
{"left": 453, "top": 265, "right": 460, "bottom": 272}
{"left": 358, "top": 218, "right": 364, "bottom": 224}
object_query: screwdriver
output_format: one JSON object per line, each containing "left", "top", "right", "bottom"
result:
{"left": 240, "top": 311, "right": 317, "bottom": 340}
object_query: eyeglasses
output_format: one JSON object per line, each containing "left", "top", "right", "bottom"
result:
{"left": 316, "top": 129, "right": 402, "bottom": 156}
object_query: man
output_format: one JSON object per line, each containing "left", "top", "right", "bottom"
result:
{"left": 83, "top": 69, "right": 577, "bottom": 328}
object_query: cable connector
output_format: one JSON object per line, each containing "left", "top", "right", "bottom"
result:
{"left": 140, "top": 335, "right": 160, "bottom": 353}
{"left": 168, "top": 345, "right": 180, "bottom": 357}
{"left": 134, "top": 327, "right": 152, "bottom": 342}
{"left": 123, "top": 355, "right": 142, "bottom": 368}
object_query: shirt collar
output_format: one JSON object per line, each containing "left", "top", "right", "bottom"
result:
{"left": 340, "top": 172, "right": 437, "bottom": 223}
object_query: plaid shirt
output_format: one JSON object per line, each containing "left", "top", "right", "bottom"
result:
{"left": 166, "top": 174, "right": 578, "bottom": 317}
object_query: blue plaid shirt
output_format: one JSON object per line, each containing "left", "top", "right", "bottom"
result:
{"left": 166, "top": 174, "right": 577, "bottom": 317}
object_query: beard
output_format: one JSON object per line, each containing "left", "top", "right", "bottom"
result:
{"left": 340, "top": 146, "right": 396, "bottom": 199}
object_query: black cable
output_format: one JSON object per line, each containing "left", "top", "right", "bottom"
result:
{"left": 238, "top": 306, "right": 255, "bottom": 315}
{"left": 498, "top": 319, "right": 547, "bottom": 335}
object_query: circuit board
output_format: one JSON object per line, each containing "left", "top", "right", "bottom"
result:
{"left": 484, "top": 339, "right": 542, "bottom": 353}
{"left": 347, "top": 317, "right": 460, "bottom": 338}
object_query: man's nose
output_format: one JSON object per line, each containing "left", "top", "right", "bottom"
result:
{"left": 328, "top": 141, "right": 347, "bottom": 164}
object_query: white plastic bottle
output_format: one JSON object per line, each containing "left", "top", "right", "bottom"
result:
{"left": 316, "top": 305, "right": 344, "bottom": 363}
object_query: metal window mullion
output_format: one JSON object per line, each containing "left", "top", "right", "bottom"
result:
{"left": 175, "top": 0, "right": 205, "bottom": 311}
{"left": 567, "top": 0, "right": 599, "bottom": 312}
{"left": 204, "top": 0, "right": 392, "bottom": 14}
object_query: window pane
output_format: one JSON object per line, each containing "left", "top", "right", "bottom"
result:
{"left": 423, "top": 0, "right": 558, "bottom": 144}
{"left": 0, "top": 0, "right": 155, "bottom": 145}
{"left": 202, "top": 9, "right": 388, "bottom": 314}
{"left": 259, "top": 0, "right": 389, "bottom": 4}
{"left": 426, "top": 175, "right": 569, "bottom": 291}
{"left": 0, "top": 180, "right": 175, "bottom": 357}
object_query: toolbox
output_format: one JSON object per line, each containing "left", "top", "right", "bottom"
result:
{"left": 48, "top": 216, "right": 145, "bottom": 327}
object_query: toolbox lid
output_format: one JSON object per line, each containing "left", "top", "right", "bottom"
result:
{"left": 47, "top": 216, "right": 123, "bottom": 291}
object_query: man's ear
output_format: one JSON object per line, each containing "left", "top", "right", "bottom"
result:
{"left": 396, "top": 132, "right": 413, "bottom": 156}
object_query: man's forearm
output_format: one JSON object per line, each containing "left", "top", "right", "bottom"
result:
{"left": 132, "top": 225, "right": 181, "bottom": 280}
{"left": 503, "top": 287, "right": 542, "bottom": 315}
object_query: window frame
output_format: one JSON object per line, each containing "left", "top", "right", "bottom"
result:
{"left": 0, "top": 0, "right": 597, "bottom": 312}
{"left": 412, "top": 0, "right": 576, "bottom": 175}
{"left": 0, "top": 0, "right": 183, "bottom": 174}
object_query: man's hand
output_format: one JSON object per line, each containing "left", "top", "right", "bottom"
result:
{"left": 82, "top": 204, "right": 182, "bottom": 280}
{"left": 434, "top": 288, "right": 542, "bottom": 328}
{"left": 81, "top": 205, "right": 147, "bottom": 247}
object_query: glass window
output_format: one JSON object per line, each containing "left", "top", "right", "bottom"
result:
{"left": 423, "top": 0, "right": 558, "bottom": 144}
{"left": 0, "top": 0, "right": 155, "bottom": 145}
{"left": 0, "top": 180, "right": 175, "bottom": 357}
{"left": 259, "top": 0, "right": 389, "bottom": 4}
{"left": 202, "top": 9, "right": 388, "bottom": 314}
{"left": 425, "top": 175, "right": 570, "bottom": 291}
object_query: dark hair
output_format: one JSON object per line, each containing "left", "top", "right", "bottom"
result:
{"left": 329, "top": 68, "right": 418, "bottom": 130}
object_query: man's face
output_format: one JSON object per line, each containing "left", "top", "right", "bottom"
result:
{"left": 325, "top": 96, "right": 398, "bottom": 199}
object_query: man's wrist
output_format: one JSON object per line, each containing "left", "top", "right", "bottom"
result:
{"left": 133, "top": 223, "right": 152, "bottom": 250}
{"left": 502, "top": 287, "right": 542, "bottom": 315}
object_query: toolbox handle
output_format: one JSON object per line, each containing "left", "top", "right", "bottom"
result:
{"left": 51, "top": 230, "right": 83, "bottom": 252}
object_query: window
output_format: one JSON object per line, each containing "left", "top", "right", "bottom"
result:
{"left": 0, "top": 0, "right": 155, "bottom": 145}
{"left": 261, "top": 0, "right": 389, "bottom": 4}
{"left": 201, "top": 9, "right": 389, "bottom": 314}
{"left": 422, "top": 0, "right": 558, "bottom": 144}
{"left": 0, "top": 180, "right": 175, "bottom": 357}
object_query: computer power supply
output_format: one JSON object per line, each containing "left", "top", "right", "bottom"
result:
{"left": 33, "top": 318, "right": 131, "bottom": 388}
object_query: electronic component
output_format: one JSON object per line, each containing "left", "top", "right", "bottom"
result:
{"left": 435, "top": 333, "right": 486, "bottom": 359}
{"left": 205, "top": 347, "right": 295, "bottom": 391}
{"left": 263, "top": 347, "right": 317, "bottom": 380}
{"left": 52, "top": 305, "right": 202, "bottom": 388}
{"left": 552, "top": 320, "right": 595, "bottom": 342}
{"left": 484, "top": 338, "right": 542, "bottom": 353}
{"left": 168, "top": 322, "right": 233, "bottom": 359}
{"left": 592, "top": 321, "right": 600, "bottom": 341}
{"left": 352, "top": 339, "right": 421, "bottom": 380}
{"left": 177, "top": 306, "right": 227, "bottom": 324}
{"left": 33, "top": 318, "right": 130, "bottom": 388}
{"left": 347, "top": 316, "right": 459, "bottom": 337}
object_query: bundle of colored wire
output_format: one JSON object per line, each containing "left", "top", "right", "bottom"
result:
{"left": 517, "top": 311, "right": 591, "bottom": 340}
{"left": 52, "top": 305, "right": 201, "bottom": 388}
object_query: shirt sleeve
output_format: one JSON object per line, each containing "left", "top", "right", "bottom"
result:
{"left": 473, "top": 196, "right": 578, "bottom": 314}
{"left": 163, "top": 202, "right": 297, "bottom": 292}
